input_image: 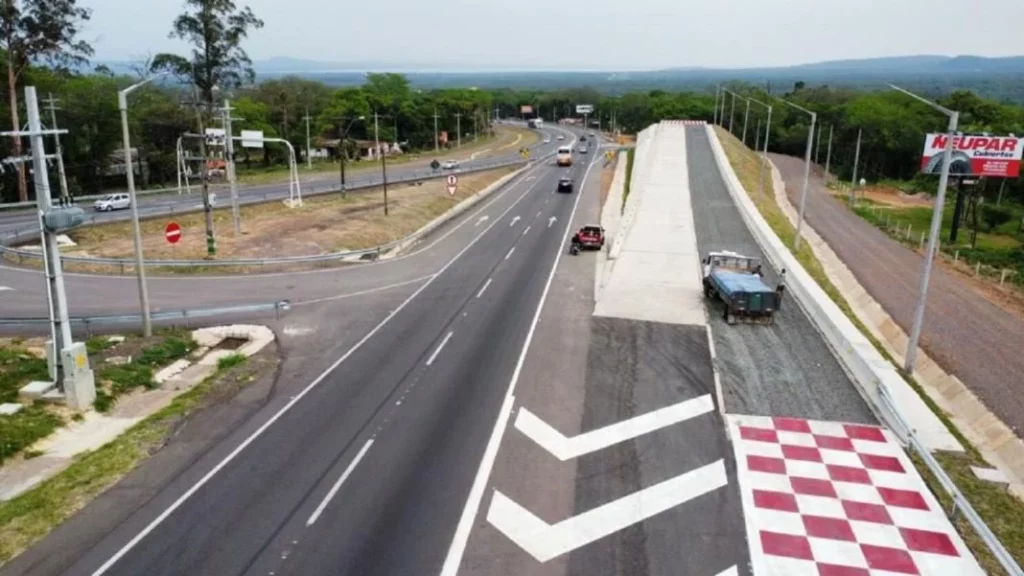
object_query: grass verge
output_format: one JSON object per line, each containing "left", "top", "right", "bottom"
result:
{"left": 0, "top": 349, "right": 271, "bottom": 565}
{"left": 715, "top": 126, "right": 1024, "bottom": 573}
{"left": 93, "top": 331, "right": 198, "bottom": 413}
{"left": 0, "top": 346, "right": 62, "bottom": 464}
{"left": 622, "top": 147, "right": 635, "bottom": 211}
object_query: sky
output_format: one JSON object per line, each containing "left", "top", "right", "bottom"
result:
{"left": 84, "top": 0, "right": 1024, "bottom": 70}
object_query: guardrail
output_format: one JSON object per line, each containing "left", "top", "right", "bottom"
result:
{"left": 0, "top": 157, "right": 532, "bottom": 271}
{"left": 879, "top": 384, "right": 1024, "bottom": 576}
{"left": 0, "top": 301, "right": 291, "bottom": 335}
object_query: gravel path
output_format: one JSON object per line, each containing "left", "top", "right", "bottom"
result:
{"left": 771, "top": 152, "right": 1024, "bottom": 437}
{"left": 686, "top": 127, "right": 876, "bottom": 424}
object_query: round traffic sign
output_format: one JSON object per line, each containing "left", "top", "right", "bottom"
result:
{"left": 446, "top": 174, "right": 458, "bottom": 186}
{"left": 165, "top": 222, "right": 181, "bottom": 244}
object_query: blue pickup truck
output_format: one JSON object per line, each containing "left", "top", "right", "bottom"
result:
{"left": 702, "top": 251, "right": 786, "bottom": 325}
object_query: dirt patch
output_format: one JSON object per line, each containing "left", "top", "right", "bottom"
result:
{"left": 937, "top": 254, "right": 1024, "bottom": 320}
{"left": 65, "top": 167, "right": 516, "bottom": 262}
{"left": 857, "top": 185, "right": 934, "bottom": 209}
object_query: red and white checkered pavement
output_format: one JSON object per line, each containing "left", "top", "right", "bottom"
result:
{"left": 728, "top": 415, "right": 984, "bottom": 576}
{"left": 663, "top": 119, "right": 706, "bottom": 126}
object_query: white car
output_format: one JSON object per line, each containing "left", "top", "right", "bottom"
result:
{"left": 93, "top": 193, "right": 131, "bottom": 212}
{"left": 557, "top": 135, "right": 565, "bottom": 140}
{"left": 543, "top": 138, "right": 551, "bottom": 144}
{"left": 442, "top": 160, "right": 459, "bottom": 170}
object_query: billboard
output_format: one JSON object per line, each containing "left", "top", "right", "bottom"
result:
{"left": 576, "top": 104, "right": 594, "bottom": 115}
{"left": 204, "top": 128, "right": 226, "bottom": 146}
{"left": 241, "top": 130, "right": 264, "bottom": 148}
{"left": 520, "top": 105, "right": 533, "bottom": 114}
{"left": 921, "top": 133, "right": 1024, "bottom": 178}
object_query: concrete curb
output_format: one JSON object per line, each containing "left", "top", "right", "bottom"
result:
{"left": 704, "top": 125, "right": 961, "bottom": 453}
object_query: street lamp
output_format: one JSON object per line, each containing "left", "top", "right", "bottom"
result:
{"left": 747, "top": 97, "right": 773, "bottom": 206}
{"left": 775, "top": 97, "right": 816, "bottom": 251}
{"left": 889, "top": 83, "right": 959, "bottom": 376}
{"left": 118, "top": 71, "right": 168, "bottom": 337}
{"left": 336, "top": 115, "right": 364, "bottom": 198}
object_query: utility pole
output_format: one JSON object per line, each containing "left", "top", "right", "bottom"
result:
{"left": 455, "top": 112, "right": 462, "bottom": 148}
{"left": 815, "top": 124, "right": 822, "bottom": 164}
{"left": 823, "top": 124, "right": 834, "bottom": 183}
{"left": 382, "top": 150, "right": 389, "bottom": 216}
{"left": 42, "top": 94, "right": 70, "bottom": 199}
{"left": 742, "top": 99, "right": 751, "bottom": 146}
{"left": 188, "top": 86, "right": 217, "bottom": 257}
{"left": 222, "top": 99, "right": 242, "bottom": 235}
{"left": 728, "top": 92, "right": 735, "bottom": 134}
{"left": 373, "top": 111, "right": 381, "bottom": 161}
{"left": 303, "top": 109, "right": 312, "bottom": 170}
{"left": 850, "top": 128, "right": 862, "bottom": 207}
{"left": 433, "top": 108, "right": 440, "bottom": 152}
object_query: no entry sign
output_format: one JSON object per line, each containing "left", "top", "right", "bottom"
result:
{"left": 446, "top": 174, "right": 458, "bottom": 196}
{"left": 165, "top": 222, "right": 181, "bottom": 244}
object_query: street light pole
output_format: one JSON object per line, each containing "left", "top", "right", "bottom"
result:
{"left": 889, "top": 84, "right": 960, "bottom": 376}
{"left": 824, "top": 124, "right": 834, "bottom": 183}
{"left": 748, "top": 97, "right": 773, "bottom": 206}
{"left": 728, "top": 92, "right": 735, "bottom": 134}
{"left": 455, "top": 112, "right": 462, "bottom": 148}
{"left": 713, "top": 84, "right": 720, "bottom": 125}
{"left": 741, "top": 99, "right": 751, "bottom": 145}
{"left": 433, "top": 108, "right": 440, "bottom": 152}
{"left": 850, "top": 128, "right": 862, "bottom": 207}
{"left": 303, "top": 109, "right": 312, "bottom": 170}
{"left": 776, "top": 98, "right": 816, "bottom": 251}
{"left": 336, "top": 115, "right": 364, "bottom": 198}
{"left": 118, "top": 72, "right": 166, "bottom": 337}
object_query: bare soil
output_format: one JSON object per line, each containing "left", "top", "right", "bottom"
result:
{"left": 858, "top": 185, "right": 933, "bottom": 208}
{"left": 65, "top": 167, "right": 516, "bottom": 262}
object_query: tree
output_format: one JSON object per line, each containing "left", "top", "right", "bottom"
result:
{"left": 0, "top": 0, "right": 92, "bottom": 201}
{"left": 151, "top": 0, "right": 264, "bottom": 107}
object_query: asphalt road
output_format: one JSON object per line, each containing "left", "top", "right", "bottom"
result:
{"left": 771, "top": 153, "right": 1024, "bottom": 438}
{"left": 684, "top": 126, "right": 876, "bottom": 424}
{"left": 0, "top": 125, "right": 561, "bottom": 239}
{"left": 0, "top": 127, "right": 572, "bottom": 322}
{"left": 1, "top": 128, "right": 605, "bottom": 576}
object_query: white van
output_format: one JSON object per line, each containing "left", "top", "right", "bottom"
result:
{"left": 556, "top": 146, "right": 573, "bottom": 166}
{"left": 93, "top": 193, "right": 131, "bottom": 212}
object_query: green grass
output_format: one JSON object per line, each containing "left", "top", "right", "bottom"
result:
{"left": 715, "top": 126, "right": 1024, "bottom": 573}
{"left": 84, "top": 336, "right": 117, "bottom": 356}
{"left": 93, "top": 332, "right": 197, "bottom": 413}
{"left": 216, "top": 353, "right": 246, "bottom": 371}
{"left": 622, "top": 147, "right": 635, "bottom": 211}
{"left": 0, "top": 346, "right": 62, "bottom": 464}
{"left": 0, "top": 352, "right": 267, "bottom": 565}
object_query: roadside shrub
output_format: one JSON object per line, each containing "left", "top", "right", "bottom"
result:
{"left": 981, "top": 205, "right": 1013, "bottom": 232}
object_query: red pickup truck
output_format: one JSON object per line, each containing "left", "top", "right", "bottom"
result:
{"left": 569, "top": 225, "right": 605, "bottom": 254}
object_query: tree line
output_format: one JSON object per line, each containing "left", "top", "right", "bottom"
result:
{"left": 0, "top": 0, "right": 1022, "bottom": 207}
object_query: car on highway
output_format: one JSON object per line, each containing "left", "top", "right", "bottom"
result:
{"left": 569, "top": 225, "right": 605, "bottom": 255}
{"left": 543, "top": 137, "right": 551, "bottom": 144}
{"left": 93, "top": 193, "right": 131, "bottom": 212}
{"left": 580, "top": 135, "right": 587, "bottom": 142}
{"left": 557, "top": 177, "right": 574, "bottom": 193}
{"left": 579, "top": 146, "right": 588, "bottom": 154}
{"left": 441, "top": 159, "right": 459, "bottom": 170}
{"left": 557, "top": 134, "right": 565, "bottom": 140}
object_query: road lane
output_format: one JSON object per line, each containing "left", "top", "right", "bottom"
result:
{"left": 35, "top": 139, "right": 592, "bottom": 576}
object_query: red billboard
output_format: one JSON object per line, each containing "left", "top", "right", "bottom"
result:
{"left": 920, "top": 134, "right": 1024, "bottom": 178}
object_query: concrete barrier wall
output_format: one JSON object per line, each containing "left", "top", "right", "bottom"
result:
{"left": 704, "top": 125, "right": 960, "bottom": 452}
{"left": 609, "top": 124, "right": 657, "bottom": 260}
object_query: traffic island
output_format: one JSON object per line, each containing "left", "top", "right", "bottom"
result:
{"left": 0, "top": 325, "right": 279, "bottom": 564}
{"left": 17, "top": 166, "right": 518, "bottom": 276}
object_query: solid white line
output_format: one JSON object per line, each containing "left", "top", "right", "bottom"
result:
{"left": 305, "top": 439, "right": 374, "bottom": 526}
{"left": 504, "top": 247, "right": 515, "bottom": 261}
{"left": 426, "top": 332, "right": 454, "bottom": 366}
{"left": 439, "top": 142, "right": 595, "bottom": 576}
{"left": 0, "top": 286, "right": 11, "bottom": 292}
{"left": 291, "top": 275, "right": 434, "bottom": 306}
{"left": 90, "top": 153, "right": 550, "bottom": 576}
{"left": 476, "top": 278, "right": 492, "bottom": 299}
{"left": 522, "top": 225, "right": 531, "bottom": 236}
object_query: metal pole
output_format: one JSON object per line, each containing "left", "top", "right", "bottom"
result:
{"left": 304, "top": 108, "right": 312, "bottom": 170}
{"left": 742, "top": 99, "right": 750, "bottom": 145}
{"left": 824, "top": 124, "right": 833, "bottom": 183}
{"left": 117, "top": 87, "right": 153, "bottom": 336}
{"left": 713, "top": 85, "right": 720, "bottom": 125}
{"left": 850, "top": 128, "right": 862, "bottom": 207}
{"left": 456, "top": 112, "right": 462, "bottom": 148}
{"left": 757, "top": 106, "right": 773, "bottom": 206}
{"left": 374, "top": 111, "right": 380, "bottom": 162}
{"left": 45, "top": 94, "right": 70, "bottom": 199}
{"left": 814, "top": 124, "right": 822, "bottom": 165}
{"left": 754, "top": 117, "right": 761, "bottom": 151}
{"left": 794, "top": 112, "right": 816, "bottom": 251}
{"left": 224, "top": 99, "right": 240, "bottom": 235}
{"left": 728, "top": 92, "right": 735, "bottom": 134}
{"left": 382, "top": 147, "right": 389, "bottom": 216}
{"left": 905, "top": 111, "right": 959, "bottom": 375}
{"left": 433, "top": 108, "right": 439, "bottom": 152}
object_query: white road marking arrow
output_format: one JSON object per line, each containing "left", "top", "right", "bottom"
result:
{"left": 514, "top": 394, "right": 714, "bottom": 461}
{"left": 548, "top": 216, "right": 557, "bottom": 228}
{"left": 487, "top": 459, "right": 727, "bottom": 562}
{"left": 0, "top": 286, "right": 13, "bottom": 292}
{"left": 476, "top": 215, "right": 489, "bottom": 227}
{"left": 509, "top": 215, "right": 521, "bottom": 226}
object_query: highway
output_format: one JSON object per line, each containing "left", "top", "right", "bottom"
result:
{"left": 0, "top": 126, "right": 606, "bottom": 576}
{"left": 0, "top": 125, "right": 558, "bottom": 239}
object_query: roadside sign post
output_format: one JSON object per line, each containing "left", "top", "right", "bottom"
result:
{"left": 446, "top": 174, "right": 458, "bottom": 196}
{"left": 165, "top": 221, "right": 181, "bottom": 258}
